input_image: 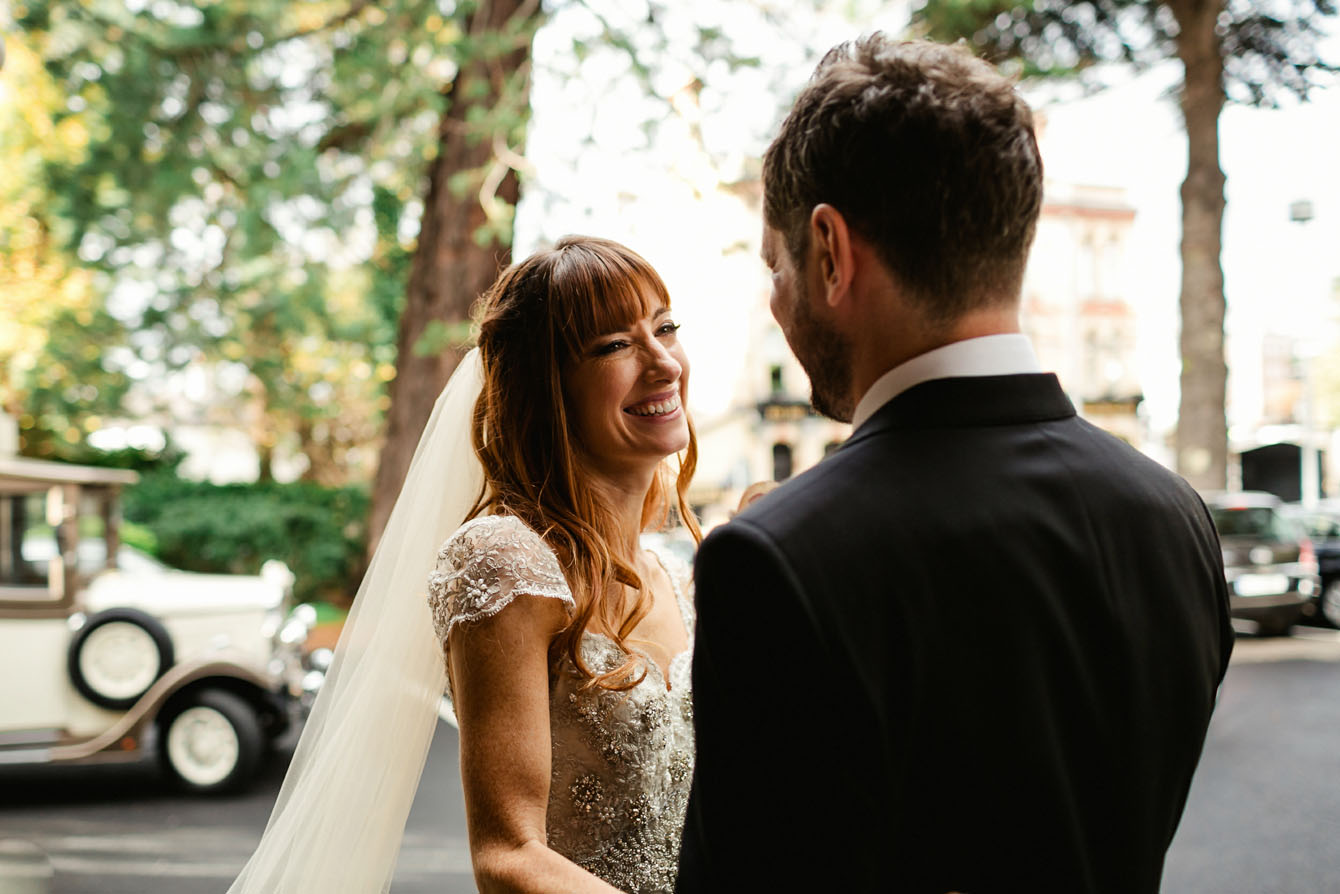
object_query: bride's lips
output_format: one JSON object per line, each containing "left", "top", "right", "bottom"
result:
{"left": 623, "top": 390, "right": 683, "bottom": 421}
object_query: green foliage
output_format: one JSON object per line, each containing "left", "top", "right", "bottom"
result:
{"left": 11, "top": 0, "right": 836, "bottom": 495}
{"left": 40, "top": 439, "right": 186, "bottom": 472}
{"left": 412, "top": 319, "right": 477, "bottom": 358}
{"left": 311, "top": 599, "right": 348, "bottom": 625}
{"left": 16, "top": 303, "right": 135, "bottom": 457}
{"left": 12, "top": 0, "right": 456, "bottom": 482}
{"left": 119, "top": 520, "right": 159, "bottom": 556}
{"left": 122, "top": 471, "right": 369, "bottom": 604}
{"left": 910, "top": 0, "right": 1337, "bottom": 104}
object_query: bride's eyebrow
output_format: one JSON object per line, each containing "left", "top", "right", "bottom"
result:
{"left": 591, "top": 307, "right": 671, "bottom": 339}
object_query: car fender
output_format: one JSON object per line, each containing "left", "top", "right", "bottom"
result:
{"left": 48, "top": 654, "right": 275, "bottom": 763}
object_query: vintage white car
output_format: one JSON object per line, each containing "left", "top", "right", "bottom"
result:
{"left": 0, "top": 454, "right": 324, "bottom": 794}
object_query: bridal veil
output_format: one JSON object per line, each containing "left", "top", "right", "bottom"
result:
{"left": 227, "top": 349, "right": 484, "bottom": 893}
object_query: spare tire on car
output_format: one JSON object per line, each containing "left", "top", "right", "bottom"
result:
{"left": 67, "top": 608, "right": 175, "bottom": 710}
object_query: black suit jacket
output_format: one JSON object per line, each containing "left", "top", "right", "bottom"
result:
{"left": 676, "top": 373, "right": 1233, "bottom": 894}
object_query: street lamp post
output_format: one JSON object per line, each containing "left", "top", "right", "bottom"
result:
{"left": 1289, "top": 199, "right": 1320, "bottom": 508}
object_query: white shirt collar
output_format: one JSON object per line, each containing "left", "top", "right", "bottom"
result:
{"left": 850, "top": 334, "right": 1043, "bottom": 432}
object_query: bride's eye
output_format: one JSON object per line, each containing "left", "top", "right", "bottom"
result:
{"left": 656, "top": 321, "right": 681, "bottom": 337}
{"left": 595, "top": 339, "right": 630, "bottom": 355}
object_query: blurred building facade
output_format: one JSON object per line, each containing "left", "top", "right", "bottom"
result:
{"left": 1021, "top": 181, "right": 1145, "bottom": 447}
{"left": 689, "top": 286, "right": 850, "bottom": 530}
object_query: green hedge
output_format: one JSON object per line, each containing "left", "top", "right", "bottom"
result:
{"left": 122, "top": 472, "right": 369, "bottom": 605}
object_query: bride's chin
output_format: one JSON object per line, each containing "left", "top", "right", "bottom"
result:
{"left": 662, "top": 431, "right": 691, "bottom": 458}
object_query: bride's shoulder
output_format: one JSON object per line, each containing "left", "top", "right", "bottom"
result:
{"left": 430, "top": 514, "right": 571, "bottom": 610}
{"left": 439, "top": 513, "right": 542, "bottom": 557}
{"left": 428, "top": 515, "right": 572, "bottom": 645}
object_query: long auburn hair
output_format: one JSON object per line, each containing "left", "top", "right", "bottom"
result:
{"left": 466, "top": 236, "right": 701, "bottom": 690}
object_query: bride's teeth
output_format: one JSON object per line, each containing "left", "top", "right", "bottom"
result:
{"left": 628, "top": 396, "right": 680, "bottom": 416}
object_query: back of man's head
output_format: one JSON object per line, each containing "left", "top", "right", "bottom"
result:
{"left": 763, "top": 35, "right": 1043, "bottom": 326}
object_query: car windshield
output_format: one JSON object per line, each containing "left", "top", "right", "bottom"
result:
{"left": 1209, "top": 506, "right": 1298, "bottom": 542}
{"left": 21, "top": 539, "right": 171, "bottom": 575}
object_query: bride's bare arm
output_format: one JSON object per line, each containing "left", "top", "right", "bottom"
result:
{"left": 448, "top": 595, "right": 622, "bottom": 894}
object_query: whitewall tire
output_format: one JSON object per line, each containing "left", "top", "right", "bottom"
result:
{"left": 158, "top": 689, "right": 262, "bottom": 794}
{"left": 68, "top": 609, "right": 174, "bottom": 710}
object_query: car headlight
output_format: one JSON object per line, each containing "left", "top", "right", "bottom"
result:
{"left": 291, "top": 603, "right": 317, "bottom": 628}
{"left": 278, "top": 618, "right": 308, "bottom": 645}
{"left": 274, "top": 603, "right": 318, "bottom": 647}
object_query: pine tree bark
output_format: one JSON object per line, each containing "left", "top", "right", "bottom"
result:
{"left": 367, "top": 0, "right": 534, "bottom": 552}
{"left": 1172, "top": 0, "right": 1229, "bottom": 491}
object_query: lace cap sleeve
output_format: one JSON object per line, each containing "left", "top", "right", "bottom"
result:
{"left": 427, "top": 514, "right": 574, "bottom": 649}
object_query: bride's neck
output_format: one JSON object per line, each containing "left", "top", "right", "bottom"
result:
{"left": 584, "top": 467, "right": 655, "bottom": 560}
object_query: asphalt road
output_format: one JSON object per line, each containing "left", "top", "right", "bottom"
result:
{"left": 3, "top": 629, "right": 1340, "bottom": 893}
{"left": 0, "top": 718, "right": 476, "bottom": 894}
{"left": 1162, "top": 627, "right": 1340, "bottom": 893}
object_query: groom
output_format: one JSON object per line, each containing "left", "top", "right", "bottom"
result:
{"left": 676, "top": 36, "right": 1233, "bottom": 893}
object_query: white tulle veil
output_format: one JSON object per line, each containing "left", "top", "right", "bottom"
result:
{"left": 228, "top": 349, "right": 484, "bottom": 893}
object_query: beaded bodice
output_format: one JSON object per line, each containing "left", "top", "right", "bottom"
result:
{"left": 427, "top": 514, "right": 695, "bottom": 894}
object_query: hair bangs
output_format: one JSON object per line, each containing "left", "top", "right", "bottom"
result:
{"left": 550, "top": 238, "right": 671, "bottom": 359}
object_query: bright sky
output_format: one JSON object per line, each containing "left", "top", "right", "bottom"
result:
{"left": 516, "top": 8, "right": 1340, "bottom": 440}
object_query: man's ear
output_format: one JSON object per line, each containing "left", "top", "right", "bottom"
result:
{"left": 808, "top": 204, "right": 854, "bottom": 309}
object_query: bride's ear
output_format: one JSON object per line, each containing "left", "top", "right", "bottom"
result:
{"left": 808, "top": 204, "right": 855, "bottom": 310}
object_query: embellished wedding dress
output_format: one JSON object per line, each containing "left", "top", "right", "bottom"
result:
{"left": 427, "top": 514, "right": 696, "bottom": 894}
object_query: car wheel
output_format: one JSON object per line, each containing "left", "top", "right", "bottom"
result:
{"left": 1320, "top": 580, "right": 1340, "bottom": 629}
{"left": 68, "top": 609, "right": 174, "bottom": 710}
{"left": 158, "top": 689, "right": 263, "bottom": 795}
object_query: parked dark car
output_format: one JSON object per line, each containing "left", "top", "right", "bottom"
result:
{"left": 1283, "top": 501, "right": 1340, "bottom": 628}
{"left": 1205, "top": 491, "right": 1320, "bottom": 636}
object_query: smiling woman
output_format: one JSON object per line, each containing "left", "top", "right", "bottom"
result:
{"left": 230, "top": 237, "right": 703, "bottom": 894}
{"left": 467, "top": 236, "right": 698, "bottom": 691}
{"left": 433, "top": 236, "right": 702, "bottom": 893}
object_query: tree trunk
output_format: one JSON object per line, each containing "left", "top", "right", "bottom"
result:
{"left": 367, "top": 0, "right": 534, "bottom": 552}
{"left": 257, "top": 444, "right": 275, "bottom": 482}
{"left": 1172, "top": 0, "right": 1229, "bottom": 491}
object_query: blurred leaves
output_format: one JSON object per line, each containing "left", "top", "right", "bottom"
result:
{"left": 9, "top": 0, "right": 456, "bottom": 480}
{"left": 122, "top": 470, "right": 370, "bottom": 605}
{"left": 910, "top": 0, "right": 1338, "bottom": 105}
{"left": 0, "top": 35, "right": 126, "bottom": 458}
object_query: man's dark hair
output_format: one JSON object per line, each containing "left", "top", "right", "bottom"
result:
{"left": 763, "top": 35, "right": 1044, "bottom": 324}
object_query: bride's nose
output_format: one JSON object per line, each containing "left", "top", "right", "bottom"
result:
{"left": 644, "top": 341, "right": 681, "bottom": 383}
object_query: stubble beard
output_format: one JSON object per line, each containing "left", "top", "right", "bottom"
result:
{"left": 787, "top": 279, "right": 855, "bottom": 424}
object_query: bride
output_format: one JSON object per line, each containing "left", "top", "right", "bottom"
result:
{"left": 228, "top": 236, "right": 700, "bottom": 894}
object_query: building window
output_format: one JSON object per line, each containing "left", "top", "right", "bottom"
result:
{"left": 772, "top": 442, "right": 793, "bottom": 482}
{"left": 768, "top": 365, "right": 784, "bottom": 395}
